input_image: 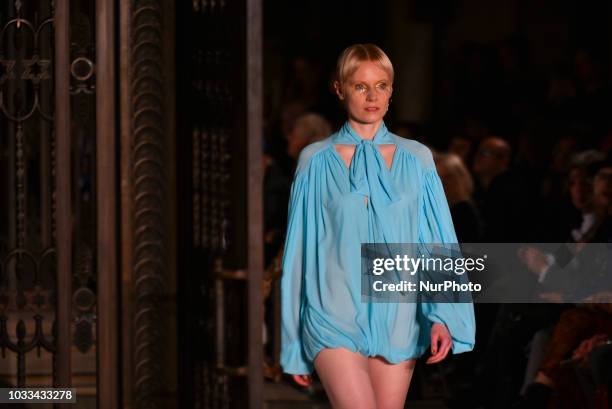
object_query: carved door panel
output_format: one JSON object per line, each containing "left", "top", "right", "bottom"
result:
{"left": 0, "top": 0, "right": 117, "bottom": 407}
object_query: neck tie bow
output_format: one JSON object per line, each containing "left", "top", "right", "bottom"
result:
{"left": 333, "top": 121, "right": 401, "bottom": 206}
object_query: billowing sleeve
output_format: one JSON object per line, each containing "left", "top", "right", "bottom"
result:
{"left": 418, "top": 165, "right": 476, "bottom": 354}
{"left": 280, "top": 169, "right": 314, "bottom": 374}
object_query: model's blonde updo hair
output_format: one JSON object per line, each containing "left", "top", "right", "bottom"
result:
{"left": 334, "top": 44, "right": 394, "bottom": 89}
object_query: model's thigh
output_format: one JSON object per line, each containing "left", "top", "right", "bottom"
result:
{"left": 314, "top": 347, "right": 377, "bottom": 409}
{"left": 368, "top": 356, "right": 416, "bottom": 409}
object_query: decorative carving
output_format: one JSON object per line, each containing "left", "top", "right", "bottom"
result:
{"left": 70, "top": 11, "right": 95, "bottom": 95}
{"left": 21, "top": 55, "right": 51, "bottom": 84}
{"left": 0, "top": 0, "right": 65, "bottom": 387}
{"left": 69, "top": 7, "right": 97, "bottom": 357}
{"left": 0, "top": 60, "right": 16, "bottom": 84}
{"left": 130, "top": 1, "right": 167, "bottom": 408}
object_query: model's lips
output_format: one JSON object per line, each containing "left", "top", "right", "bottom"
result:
{"left": 365, "top": 107, "right": 380, "bottom": 112}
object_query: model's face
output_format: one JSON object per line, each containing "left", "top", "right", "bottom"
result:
{"left": 336, "top": 61, "right": 392, "bottom": 125}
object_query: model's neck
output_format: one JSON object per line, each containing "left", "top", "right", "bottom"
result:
{"left": 348, "top": 118, "right": 383, "bottom": 140}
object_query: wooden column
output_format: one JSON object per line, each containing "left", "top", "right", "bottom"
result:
{"left": 97, "top": 0, "right": 119, "bottom": 407}
{"left": 120, "top": 0, "right": 177, "bottom": 407}
{"left": 246, "top": 0, "right": 264, "bottom": 407}
{"left": 54, "top": 0, "right": 72, "bottom": 390}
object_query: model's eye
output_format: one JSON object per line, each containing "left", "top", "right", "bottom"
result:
{"left": 377, "top": 82, "right": 388, "bottom": 91}
{"left": 355, "top": 84, "right": 367, "bottom": 93}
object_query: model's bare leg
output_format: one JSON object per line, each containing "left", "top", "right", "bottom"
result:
{"left": 368, "top": 356, "right": 416, "bottom": 409}
{"left": 314, "top": 347, "right": 377, "bottom": 409}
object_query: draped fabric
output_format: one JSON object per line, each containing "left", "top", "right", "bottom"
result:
{"left": 280, "top": 120, "right": 476, "bottom": 375}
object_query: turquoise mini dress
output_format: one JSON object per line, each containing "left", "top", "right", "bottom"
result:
{"left": 280, "top": 120, "right": 476, "bottom": 375}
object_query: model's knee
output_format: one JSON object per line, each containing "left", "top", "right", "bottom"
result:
{"left": 374, "top": 387, "right": 409, "bottom": 409}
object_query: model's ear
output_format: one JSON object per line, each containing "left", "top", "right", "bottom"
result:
{"left": 333, "top": 80, "right": 344, "bottom": 100}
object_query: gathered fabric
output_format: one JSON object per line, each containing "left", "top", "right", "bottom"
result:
{"left": 336, "top": 122, "right": 400, "bottom": 244}
{"left": 280, "top": 120, "right": 476, "bottom": 375}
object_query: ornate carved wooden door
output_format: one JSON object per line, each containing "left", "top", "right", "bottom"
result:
{"left": 0, "top": 0, "right": 118, "bottom": 407}
{"left": 1, "top": 0, "right": 262, "bottom": 407}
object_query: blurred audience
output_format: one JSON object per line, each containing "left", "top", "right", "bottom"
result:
{"left": 471, "top": 136, "right": 530, "bottom": 241}
{"left": 472, "top": 137, "right": 512, "bottom": 190}
{"left": 517, "top": 304, "right": 612, "bottom": 409}
{"left": 285, "top": 112, "right": 332, "bottom": 162}
{"left": 434, "top": 152, "right": 483, "bottom": 242}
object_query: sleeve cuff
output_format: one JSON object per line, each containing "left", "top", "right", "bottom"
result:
{"left": 428, "top": 311, "right": 476, "bottom": 355}
{"left": 280, "top": 342, "right": 314, "bottom": 375}
{"left": 450, "top": 339, "right": 475, "bottom": 354}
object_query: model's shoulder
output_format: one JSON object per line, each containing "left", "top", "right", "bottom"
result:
{"left": 295, "top": 136, "right": 334, "bottom": 174}
{"left": 389, "top": 133, "right": 435, "bottom": 169}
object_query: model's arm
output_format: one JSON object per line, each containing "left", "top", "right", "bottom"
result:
{"left": 418, "top": 162, "right": 476, "bottom": 356}
{"left": 280, "top": 170, "right": 314, "bottom": 375}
